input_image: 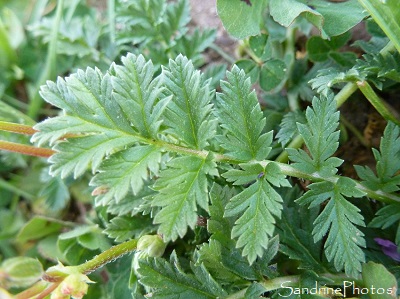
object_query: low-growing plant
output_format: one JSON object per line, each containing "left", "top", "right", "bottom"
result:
{"left": 1, "top": 0, "right": 400, "bottom": 298}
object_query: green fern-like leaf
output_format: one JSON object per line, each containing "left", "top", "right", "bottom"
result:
{"left": 200, "top": 184, "right": 263, "bottom": 281}
{"left": 32, "top": 68, "right": 138, "bottom": 178}
{"left": 369, "top": 203, "right": 400, "bottom": 245}
{"left": 356, "top": 52, "right": 400, "bottom": 82}
{"left": 297, "top": 177, "right": 366, "bottom": 277}
{"left": 111, "top": 53, "right": 170, "bottom": 139}
{"left": 355, "top": 122, "right": 400, "bottom": 193}
{"left": 152, "top": 156, "right": 217, "bottom": 241}
{"left": 160, "top": 0, "right": 190, "bottom": 43}
{"left": 276, "top": 110, "right": 306, "bottom": 146}
{"left": 309, "top": 68, "right": 364, "bottom": 96}
{"left": 106, "top": 185, "right": 156, "bottom": 217}
{"left": 138, "top": 253, "right": 227, "bottom": 298}
{"left": 224, "top": 162, "right": 290, "bottom": 263}
{"left": 162, "top": 55, "right": 216, "bottom": 149}
{"left": 287, "top": 96, "right": 343, "bottom": 177}
{"left": 276, "top": 187, "right": 328, "bottom": 272}
{"left": 104, "top": 215, "right": 153, "bottom": 242}
{"left": 216, "top": 65, "right": 271, "bottom": 161}
{"left": 172, "top": 28, "right": 216, "bottom": 65}
{"left": 116, "top": 0, "right": 165, "bottom": 45}
{"left": 90, "top": 145, "right": 161, "bottom": 205}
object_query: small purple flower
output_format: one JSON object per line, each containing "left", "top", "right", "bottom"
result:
{"left": 374, "top": 238, "right": 400, "bottom": 261}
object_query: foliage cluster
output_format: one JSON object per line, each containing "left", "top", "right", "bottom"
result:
{"left": 1, "top": 0, "right": 400, "bottom": 298}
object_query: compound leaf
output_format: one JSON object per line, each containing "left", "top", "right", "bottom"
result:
{"left": 369, "top": 203, "right": 400, "bottom": 246}
{"left": 216, "top": 66, "right": 272, "bottom": 161}
{"left": 297, "top": 177, "right": 366, "bottom": 277}
{"left": 106, "top": 185, "right": 156, "bottom": 217}
{"left": 152, "top": 156, "right": 216, "bottom": 241}
{"left": 224, "top": 163, "right": 288, "bottom": 264}
{"left": 160, "top": 0, "right": 190, "bottom": 43}
{"left": 90, "top": 145, "right": 161, "bottom": 205}
{"left": 104, "top": 215, "right": 153, "bottom": 242}
{"left": 287, "top": 96, "right": 343, "bottom": 177}
{"left": 276, "top": 110, "right": 306, "bottom": 146}
{"left": 138, "top": 254, "right": 227, "bottom": 298}
{"left": 162, "top": 55, "right": 216, "bottom": 149}
{"left": 116, "top": 0, "right": 165, "bottom": 45}
{"left": 277, "top": 187, "right": 327, "bottom": 272}
{"left": 111, "top": 53, "right": 169, "bottom": 139}
{"left": 355, "top": 122, "right": 400, "bottom": 193}
{"left": 32, "top": 67, "right": 138, "bottom": 178}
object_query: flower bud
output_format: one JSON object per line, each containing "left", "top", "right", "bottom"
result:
{"left": 51, "top": 273, "right": 91, "bottom": 299}
{"left": 46, "top": 262, "right": 93, "bottom": 299}
{"left": 50, "top": 286, "right": 70, "bottom": 299}
{"left": 137, "top": 235, "right": 166, "bottom": 258}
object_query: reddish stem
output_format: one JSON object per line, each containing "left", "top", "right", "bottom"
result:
{"left": 35, "top": 281, "right": 61, "bottom": 299}
{"left": 14, "top": 281, "right": 48, "bottom": 299}
{"left": 0, "top": 121, "right": 37, "bottom": 135}
{"left": 0, "top": 140, "right": 54, "bottom": 158}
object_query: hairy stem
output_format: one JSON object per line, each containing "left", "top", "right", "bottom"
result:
{"left": 0, "top": 121, "right": 37, "bottom": 135}
{"left": 69, "top": 238, "right": 138, "bottom": 274}
{"left": 0, "top": 140, "right": 54, "bottom": 158}
{"left": 3, "top": 125, "right": 399, "bottom": 204}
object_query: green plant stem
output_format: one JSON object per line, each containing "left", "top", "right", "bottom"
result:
{"left": 209, "top": 43, "right": 236, "bottom": 64}
{"left": 14, "top": 283, "right": 47, "bottom": 299}
{"left": 275, "top": 162, "right": 400, "bottom": 203}
{"left": 151, "top": 137, "right": 400, "bottom": 203}
{"left": 29, "top": 0, "right": 51, "bottom": 24}
{"left": 69, "top": 238, "right": 138, "bottom": 274}
{"left": 3, "top": 94, "right": 60, "bottom": 117}
{"left": 340, "top": 114, "right": 369, "bottom": 147}
{"left": 0, "top": 140, "right": 54, "bottom": 158}
{"left": 0, "top": 178, "right": 35, "bottom": 200}
{"left": 0, "top": 101, "right": 36, "bottom": 125}
{"left": 275, "top": 82, "right": 359, "bottom": 164}
{"left": 358, "top": 0, "right": 400, "bottom": 54}
{"left": 27, "top": 0, "right": 64, "bottom": 119}
{"left": 5, "top": 124, "right": 400, "bottom": 203}
{"left": 285, "top": 26, "right": 299, "bottom": 111}
{"left": 14, "top": 239, "right": 138, "bottom": 299}
{"left": 334, "top": 82, "right": 358, "bottom": 107}
{"left": 108, "top": 0, "right": 116, "bottom": 44}
{"left": 156, "top": 141, "right": 400, "bottom": 203}
{"left": 245, "top": 45, "right": 264, "bottom": 65}
{"left": 275, "top": 135, "right": 303, "bottom": 163}
{"left": 357, "top": 80, "right": 400, "bottom": 125}
{"left": 35, "top": 281, "right": 61, "bottom": 299}
{"left": 0, "top": 121, "right": 37, "bottom": 135}
{"left": 15, "top": 281, "right": 49, "bottom": 299}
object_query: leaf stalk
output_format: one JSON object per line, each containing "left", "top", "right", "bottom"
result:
{"left": 70, "top": 238, "right": 138, "bottom": 274}
{"left": 0, "top": 121, "right": 37, "bottom": 135}
{"left": 0, "top": 140, "right": 54, "bottom": 158}
{"left": 357, "top": 80, "right": 400, "bottom": 125}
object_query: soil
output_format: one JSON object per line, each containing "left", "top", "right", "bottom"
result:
{"left": 189, "top": 0, "right": 238, "bottom": 59}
